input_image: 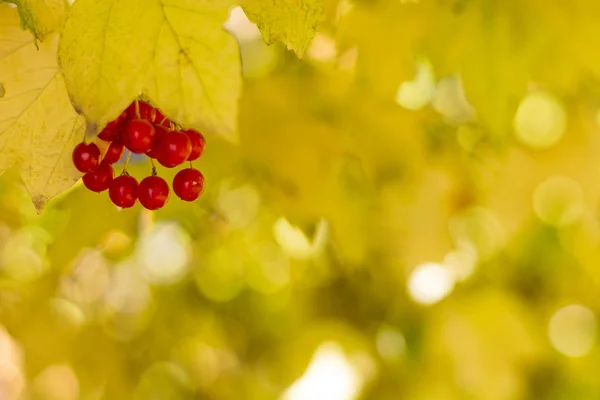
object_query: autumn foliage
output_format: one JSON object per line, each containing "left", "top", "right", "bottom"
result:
{"left": 1, "top": 0, "right": 600, "bottom": 399}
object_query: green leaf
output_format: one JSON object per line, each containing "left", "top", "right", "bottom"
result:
{"left": 241, "top": 0, "right": 324, "bottom": 57}
{"left": 4, "top": 0, "right": 68, "bottom": 42}
{"left": 0, "top": 4, "right": 85, "bottom": 212}
{"left": 58, "top": 0, "right": 242, "bottom": 141}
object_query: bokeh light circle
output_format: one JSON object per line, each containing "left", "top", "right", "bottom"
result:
{"left": 407, "top": 263, "right": 455, "bottom": 305}
{"left": 548, "top": 304, "right": 596, "bottom": 357}
{"left": 514, "top": 92, "right": 566, "bottom": 149}
{"left": 533, "top": 176, "right": 584, "bottom": 227}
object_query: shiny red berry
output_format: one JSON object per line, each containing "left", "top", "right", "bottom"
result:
{"left": 127, "top": 100, "right": 155, "bottom": 121}
{"left": 184, "top": 130, "right": 205, "bottom": 161}
{"left": 73, "top": 142, "right": 101, "bottom": 173}
{"left": 173, "top": 168, "right": 204, "bottom": 201}
{"left": 102, "top": 141, "right": 124, "bottom": 164}
{"left": 139, "top": 175, "right": 170, "bottom": 210}
{"left": 146, "top": 125, "right": 168, "bottom": 159}
{"left": 157, "top": 131, "right": 192, "bottom": 168}
{"left": 98, "top": 112, "right": 126, "bottom": 141}
{"left": 109, "top": 175, "right": 138, "bottom": 208}
{"left": 82, "top": 162, "right": 114, "bottom": 192}
{"left": 122, "top": 119, "right": 155, "bottom": 153}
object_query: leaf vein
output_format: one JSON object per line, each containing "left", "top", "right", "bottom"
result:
{"left": 158, "top": 0, "right": 220, "bottom": 120}
{"left": 0, "top": 73, "right": 59, "bottom": 147}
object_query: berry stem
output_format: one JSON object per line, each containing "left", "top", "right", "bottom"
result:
{"left": 150, "top": 158, "right": 158, "bottom": 176}
{"left": 123, "top": 150, "right": 132, "bottom": 172}
{"left": 135, "top": 99, "right": 141, "bottom": 119}
{"left": 189, "top": 161, "right": 193, "bottom": 169}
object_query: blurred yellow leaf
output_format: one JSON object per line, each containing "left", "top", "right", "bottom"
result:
{"left": 336, "top": 2, "right": 425, "bottom": 99}
{"left": 242, "top": 0, "right": 324, "bottom": 57}
{"left": 425, "top": 291, "right": 542, "bottom": 400}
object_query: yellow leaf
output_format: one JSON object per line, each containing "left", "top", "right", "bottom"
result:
{"left": 241, "top": 0, "right": 324, "bottom": 57}
{"left": 58, "top": 0, "right": 241, "bottom": 141}
{"left": 0, "top": 4, "right": 85, "bottom": 212}
{"left": 7, "top": 0, "right": 68, "bottom": 42}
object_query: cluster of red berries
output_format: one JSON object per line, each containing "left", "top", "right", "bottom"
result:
{"left": 72, "top": 100, "right": 205, "bottom": 210}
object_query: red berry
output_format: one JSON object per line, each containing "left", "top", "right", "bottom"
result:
{"left": 139, "top": 176, "right": 170, "bottom": 210}
{"left": 127, "top": 100, "right": 155, "bottom": 121}
{"left": 173, "top": 168, "right": 204, "bottom": 201}
{"left": 73, "top": 142, "right": 101, "bottom": 173}
{"left": 146, "top": 125, "right": 169, "bottom": 159}
{"left": 98, "top": 112, "right": 126, "bottom": 141}
{"left": 82, "top": 162, "right": 114, "bottom": 192}
{"left": 122, "top": 119, "right": 155, "bottom": 153}
{"left": 103, "top": 141, "right": 125, "bottom": 164}
{"left": 109, "top": 175, "right": 138, "bottom": 208}
{"left": 154, "top": 108, "right": 170, "bottom": 126}
{"left": 183, "top": 130, "right": 205, "bottom": 161}
{"left": 157, "top": 131, "right": 192, "bottom": 168}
